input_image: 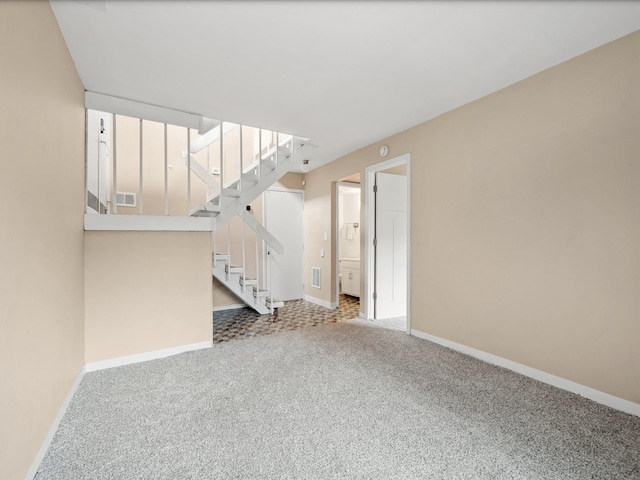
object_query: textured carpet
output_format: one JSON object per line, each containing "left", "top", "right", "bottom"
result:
{"left": 38, "top": 323, "right": 640, "bottom": 479}
{"left": 212, "top": 294, "right": 360, "bottom": 343}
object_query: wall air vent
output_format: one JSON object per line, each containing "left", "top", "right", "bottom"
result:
{"left": 312, "top": 267, "right": 321, "bottom": 289}
{"left": 116, "top": 191, "right": 136, "bottom": 207}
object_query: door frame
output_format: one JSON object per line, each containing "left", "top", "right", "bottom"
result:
{"left": 264, "top": 187, "right": 305, "bottom": 299}
{"left": 364, "top": 153, "right": 411, "bottom": 333}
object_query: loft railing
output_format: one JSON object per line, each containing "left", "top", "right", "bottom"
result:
{"left": 85, "top": 109, "right": 302, "bottom": 228}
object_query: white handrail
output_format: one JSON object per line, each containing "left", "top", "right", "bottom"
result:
{"left": 182, "top": 152, "right": 219, "bottom": 191}
{"left": 241, "top": 210, "right": 283, "bottom": 255}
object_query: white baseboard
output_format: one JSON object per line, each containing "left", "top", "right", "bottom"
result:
{"left": 25, "top": 366, "right": 86, "bottom": 480}
{"left": 305, "top": 294, "right": 338, "bottom": 309}
{"left": 85, "top": 341, "right": 212, "bottom": 372}
{"left": 411, "top": 329, "right": 640, "bottom": 417}
{"left": 213, "top": 304, "right": 246, "bottom": 312}
{"left": 358, "top": 312, "right": 367, "bottom": 319}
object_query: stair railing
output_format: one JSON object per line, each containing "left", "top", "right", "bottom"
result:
{"left": 86, "top": 109, "right": 306, "bottom": 221}
{"left": 212, "top": 210, "right": 283, "bottom": 314}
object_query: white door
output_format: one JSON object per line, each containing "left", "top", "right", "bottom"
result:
{"left": 265, "top": 189, "right": 304, "bottom": 301}
{"left": 375, "top": 172, "right": 407, "bottom": 319}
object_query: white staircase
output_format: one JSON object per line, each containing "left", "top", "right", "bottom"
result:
{"left": 86, "top": 110, "right": 306, "bottom": 316}
{"left": 184, "top": 131, "right": 304, "bottom": 226}
{"left": 184, "top": 124, "right": 305, "bottom": 314}
{"left": 211, "top": 211, "right": 286, "bottom": 314}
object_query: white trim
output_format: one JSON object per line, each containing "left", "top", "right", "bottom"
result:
{"left": 213, "top": 303, "right": 246, "bottom": 312}
{"left": 411, "top": 329, "right": 640, "bottom": 417}
{"left": 85, "top": 341, "right": 212, "bottom": 372}
{"left": 84, "top": 214, "right": 215, "bottom": 232}
{"left": 359, "top": 312, "right": 366, "bottom": 319}
{"left": 305, "top": 294, "right": 338, "bottom": 309}
{"left": 364, "top": 153, "right": 411, "bottom": 336}
{"left": 25, "top": 366, "right": 86, "bottom": 480}
{"left": 85, "top": 91, "right": 202, "bottom": 130}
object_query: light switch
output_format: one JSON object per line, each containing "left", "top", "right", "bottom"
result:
{"left": 320, "top": 249, "right": 325, "bottom": 258}
{"left": 323, "top": 232, "right": 328, "bottom": 241}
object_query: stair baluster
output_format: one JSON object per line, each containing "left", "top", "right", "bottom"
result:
{"left": 219, "top": 121, "right": 224, "bottom": 209}
{"left": 254, "top": 227, "right": 259, "bottom": 305}
{"left": 241, "top": 214, "right": 246, "bottom": 292}
{"left": 226, "top": 221, "right": 231, "bottom": 281}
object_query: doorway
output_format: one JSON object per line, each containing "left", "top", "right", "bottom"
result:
{"left": 364, "top": 153, "right": 411, "bottom": 333}
{"left": 264, "top": 188, "right": 304, "bottom": 301}
{"left": 336, "top": 181, "right": 362, "bottom": 312}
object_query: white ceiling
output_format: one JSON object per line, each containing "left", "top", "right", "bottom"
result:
{"left": 50, "top": 1, "right": 640, "bottom": 171}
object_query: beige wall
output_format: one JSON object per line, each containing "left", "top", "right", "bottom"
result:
{"left": 85, "top": 232, "right": 212, "bottom": 362}
{"left": 0, "top": 2, "right": 86, "bottom": 479}
{"left": 305, "top": 31, "right": 640, "bottom": 403}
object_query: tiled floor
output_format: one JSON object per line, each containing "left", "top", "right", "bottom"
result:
{"left": 213, "top": 294, "right": 360, "bottom": 343}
